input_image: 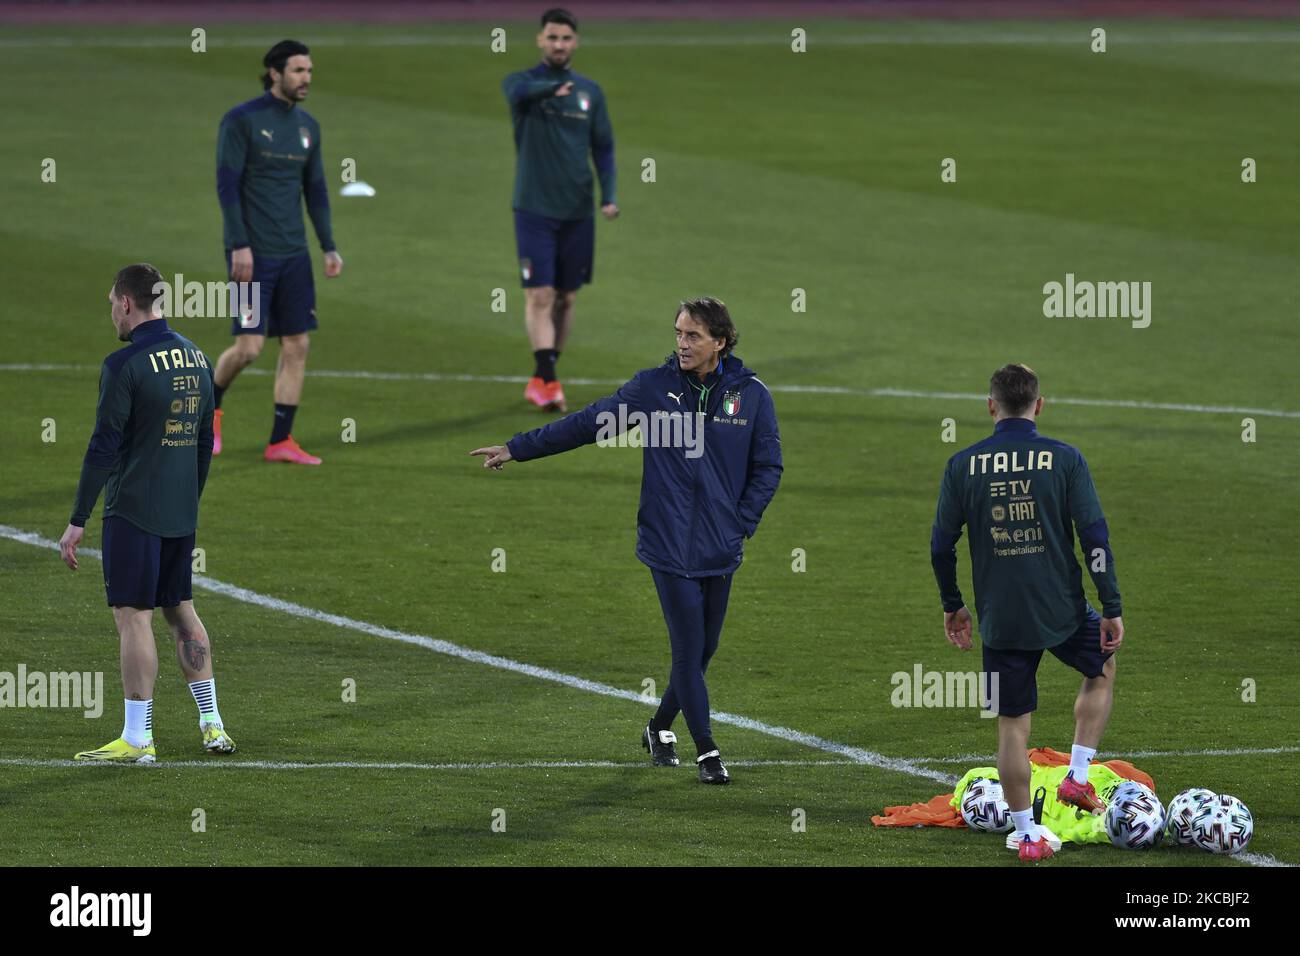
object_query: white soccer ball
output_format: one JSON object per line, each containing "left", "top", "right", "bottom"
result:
{"left": 1165, "top": 788, "right": 1217, "bottom": 846}
{"left": 1102, "top": 779, "right": 1148, "bottom": 806}
{"left": 1190, "top": 794, "right": 1253, "bottom": 855}
{"left": 1105, "top": 782, "right": 1166, "bottom": 850}
{"left": 960, "top": 777, "right": 1013, "bottom": 833}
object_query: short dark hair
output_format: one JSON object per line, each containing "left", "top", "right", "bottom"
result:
{"left": 677, "top": 297, "right": 739, "bottom": 357}
{"left": 540, "top": 7, "right": 578, "bottom": 31}
{"left": 112, "top": 263, "right": 164, "bottom": 313}
{"left": 261, "top": 39, "right": 310, "bottom": 90}
{"left": 989, "top": 363, "right": 1039, "bottom": 416}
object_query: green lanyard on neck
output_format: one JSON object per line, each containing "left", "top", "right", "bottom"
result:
{"left": 688, "top": 357, "right": 722, "bottom": 412}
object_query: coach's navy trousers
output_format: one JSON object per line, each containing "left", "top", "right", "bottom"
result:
{"left": 649, "top": 569, "right": 734, "bottom": 749}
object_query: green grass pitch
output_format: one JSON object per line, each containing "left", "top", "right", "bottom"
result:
{"left": 0, "top": 17, "right": 1296, "bottom": 866}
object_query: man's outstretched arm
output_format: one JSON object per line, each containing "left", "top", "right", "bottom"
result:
{"left": 471, "top": 374, "right": 644, "bottom": 469}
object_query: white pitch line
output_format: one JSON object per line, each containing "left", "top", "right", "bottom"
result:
{"left": 0, "top": 757, "right": 851, "bottom": 771}
{"left": 1234, "top": 852, "right": 1295, "bottom": 868}
{"left": 0, "top": 363, "right": 87, "bottom": 371}
{"left": 917, "top": 745, "right": 1300, "bottom": 764}
{"left": 2, "top": 363, "right": 1295, "bottom": 419}
{"left": 0, "top": 524, "right": 953, "bottom": 785}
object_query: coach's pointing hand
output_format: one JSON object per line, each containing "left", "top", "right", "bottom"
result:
{"left": 59, "top": 523, "right": 83, "bottom": 571}
{"left": 470, "top": 445, "right": 513, "bottom": 471}
{"left": 1100, "top": 616, "right": 1124, "bottom": 653}
{"left": 944, "top": 606, "right": 973, "bottom": 650}
{"left": 554, "top": 81, "right": 574, "bottom": 97}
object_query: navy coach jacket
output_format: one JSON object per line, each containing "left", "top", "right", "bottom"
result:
{"left": 507, "top": 354, "right": 783, "bottom": 578}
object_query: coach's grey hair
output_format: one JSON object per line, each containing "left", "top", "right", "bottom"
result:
{"left": 678, "top": 297, "right": 739, "bottom": 357}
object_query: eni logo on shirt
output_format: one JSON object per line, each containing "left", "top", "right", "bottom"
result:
{"left": 146, "top": 347, "right": 209, "bottom": 374}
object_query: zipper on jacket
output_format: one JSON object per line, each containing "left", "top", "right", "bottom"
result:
{"left": 682, "top": 361, "right": 733, "bottom": 575}
{"left": 684, "top": 370, "right": 703, "bottom": 575}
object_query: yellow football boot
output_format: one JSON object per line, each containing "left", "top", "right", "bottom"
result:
{"left": 74, "top": 737, "right": 156, "bottom": 763}
{"left": 201, "top": 723, "right": 237, "bottom": 754}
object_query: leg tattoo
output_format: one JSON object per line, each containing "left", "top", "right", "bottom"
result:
{"left": 180, "top": 633, "right": 208, "bottom": 672}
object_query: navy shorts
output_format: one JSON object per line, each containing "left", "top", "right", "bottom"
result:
{"left": 225, "top": 249, "right": 317, "bottom": 337}
{"left": 102, "top": 516, "right": 195, "bottom": 609}
{"left": 513, "top": 209, "right": 594, "bottom": 291}
{"left": 981, "top": 607, "right": 1112, "bottom": 717}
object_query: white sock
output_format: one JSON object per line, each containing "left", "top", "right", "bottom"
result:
{"left": 1069, "top": 744, "right": 1096, "bottom": 783}
{"left": 188, "top": 678, "right": 222, "bottom": 728}
{"left": 124, "top": 698, "right": 153, "bottom": 748}
{"left": 1010, "top": 809, "right": 1037, "bottom": 842}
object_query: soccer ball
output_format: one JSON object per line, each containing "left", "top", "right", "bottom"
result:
{"left": 1102, "top": 779, "right": 1148, "bottom": 806}
{"left": 1189, "top": 794, "right": 1253, "bottom": 855}
{"left": 1105, "top": 782, "right": 1166, "bottom": 849}
{"left": 1165, "top": 788, "right": 1217, "bottom": 846}
{"left": 960, "top": 777, "right": 1013, "bottom": 833}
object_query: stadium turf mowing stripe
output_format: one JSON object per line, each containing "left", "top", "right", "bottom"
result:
{"left": 0, "top": 757, "right": 853, "bottom": 771}
{"left": 12, "top": 747, "right": 1295, "bottom": 767}
{"left": 0, "top": 524, "right": 955, "bottom": 786}
{"left": 3, "top": 365, "right": 1296, "bottom": 419}
{"left": 10, "top": 747, "right": 1296, "bottom": 768}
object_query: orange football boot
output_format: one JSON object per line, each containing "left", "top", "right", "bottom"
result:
{"left": 524, "top": 376, "right": 550, "bottom": 409}
{"left": 1018, "top": 835, "right": 1055, "bottom": 862}
{"left": 545, "top": 379, "right": 567, "bottom": 413}
{"left": 1057, "top": 774, "right": 1106, "bottom": 814}
{"left": 264, "top": 436, "right": 321, "bottom": 465}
